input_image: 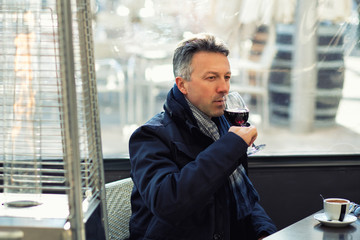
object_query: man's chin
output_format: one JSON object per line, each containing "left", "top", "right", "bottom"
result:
{"left": 211, "top": 110, "right": 225, "bottom": 118}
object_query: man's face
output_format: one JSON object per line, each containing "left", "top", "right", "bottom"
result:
{"left": 176, "top": 51, "right": 231, "bottom": 117}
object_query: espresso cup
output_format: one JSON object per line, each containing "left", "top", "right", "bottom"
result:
{"left": 324, "top": 198, "right": 350, "bottom": 221}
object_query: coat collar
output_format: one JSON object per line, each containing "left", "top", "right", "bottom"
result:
{"left": 164, "top": 84, "right": 197, "bottom": 125}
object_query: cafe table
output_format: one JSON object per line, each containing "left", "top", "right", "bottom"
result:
{"left": 264, "top": 211, "right": 360, "bottom": 239}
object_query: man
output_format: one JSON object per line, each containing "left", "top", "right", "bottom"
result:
{"left": 129, "top": 33, "right": 277, "bottom": 240}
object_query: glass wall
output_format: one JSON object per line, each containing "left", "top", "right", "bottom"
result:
{"left": 92, "top": 0, "right": 360, "bottom": 158}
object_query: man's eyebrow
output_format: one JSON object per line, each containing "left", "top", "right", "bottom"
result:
{"left": 202, "top": 71, "right": 231, "bottom": 77}
{"left": 201, "top": 71, "right": 217, "bottom": 78}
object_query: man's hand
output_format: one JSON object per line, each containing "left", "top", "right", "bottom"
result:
{"left": 228, "top": 125, "right": 257, "bottom": 146}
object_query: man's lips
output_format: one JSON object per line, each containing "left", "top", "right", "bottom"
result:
{"left": 214, "top": 98, "right": 225, "bottom": 106}
{"left": 214, "top": 96, "right": 226, "bottom": 103}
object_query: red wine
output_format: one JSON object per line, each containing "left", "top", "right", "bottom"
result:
{"left": 224, "top": 109, "right": 249, "bottom": 126}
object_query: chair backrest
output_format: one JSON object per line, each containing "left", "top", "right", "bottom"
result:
{"left": 105, "top": 178, "right": 134, "bottom": 240}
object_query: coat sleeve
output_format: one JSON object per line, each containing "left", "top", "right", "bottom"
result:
{"left": 250, "top": 202, "right": 277, "bottom": 238}
{"left": 129, "top": 125, "right": 248, "bottom": 225}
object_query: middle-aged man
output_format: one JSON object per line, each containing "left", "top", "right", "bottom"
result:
{"left": 129, "top": 33, "right": 277, "bottom": 240}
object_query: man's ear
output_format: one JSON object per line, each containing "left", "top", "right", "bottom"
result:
{"left": 175, "top": 76, "right": 188, "bottom": 95}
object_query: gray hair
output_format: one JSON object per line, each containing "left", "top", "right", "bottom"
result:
{"left": 172, "top": 33, "right": 230, "bottom": 81}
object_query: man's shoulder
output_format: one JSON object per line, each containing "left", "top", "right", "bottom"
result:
{"left": 134, "top": 112, "right": 178, "bottom": 136}
{"left": 144, "top": 112, "right": 172, "bottom": 129}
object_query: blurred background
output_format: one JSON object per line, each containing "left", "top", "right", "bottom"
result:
{"left": 0, "top": 0, "right": 359, "bottom": 233}
{"left": 91, "top": 0, "right": 360, "bottom": 158}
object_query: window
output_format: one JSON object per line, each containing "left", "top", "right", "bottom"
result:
{"left": 93, "top": 0, "right": 360, "bottom": 158}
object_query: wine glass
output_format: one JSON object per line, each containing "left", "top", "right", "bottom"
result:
{"left": 224, "top": 91, "right": 265, "bottom": 155}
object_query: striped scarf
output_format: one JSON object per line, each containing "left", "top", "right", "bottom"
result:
{"left": 186, "top": 98, "right": 259, "bottom": 219}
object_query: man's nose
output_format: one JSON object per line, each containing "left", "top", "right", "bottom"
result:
{"left": 217, "top": 78, "right": 230, "bottom": 93}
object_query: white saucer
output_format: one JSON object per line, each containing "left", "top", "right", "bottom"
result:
{"left": 314, "top": 213, "right": 357, "bottom": 227}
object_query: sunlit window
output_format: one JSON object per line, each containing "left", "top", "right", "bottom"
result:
{"left": 93, "top": 0, "right": 360, "bottom": 157}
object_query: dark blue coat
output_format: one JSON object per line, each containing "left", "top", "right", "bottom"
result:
{"left": 129, "top": 85, "right": 276, "bottom": 240}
